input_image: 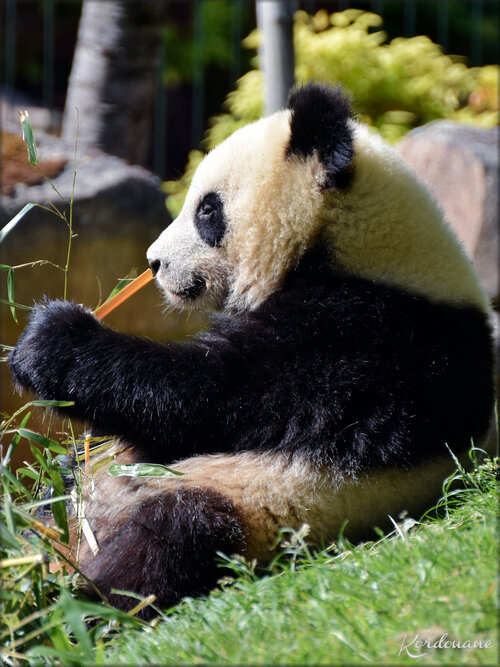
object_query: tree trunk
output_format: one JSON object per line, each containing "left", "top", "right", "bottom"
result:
{"left": 62, "top": 1, "right": 168, "bottom": 166}
{"left": 256, "top": 0, "right": 297, "bottom": 115}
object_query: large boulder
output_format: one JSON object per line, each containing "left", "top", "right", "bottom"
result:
{"left": 398, "top": 121, "right": 498, "bottom": 303}
{"left": 0, "top": 121, "right": 169, "bottom": 231}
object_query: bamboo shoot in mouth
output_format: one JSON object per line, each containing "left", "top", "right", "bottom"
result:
{"left": 94, "top": 269, "right": 153, "bottom": 320}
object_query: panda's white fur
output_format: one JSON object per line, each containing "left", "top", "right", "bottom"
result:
{"left": 327, "top": 123, "right": 489, "bottom": 311}
{"left": 149, "top": 112, "right": 489, "bottom": 314}
{"left": 10, "top": 84, "right": 494, "bottom": 617}
{"left": 79, "top": 443, "right": 455, "bottom": 566}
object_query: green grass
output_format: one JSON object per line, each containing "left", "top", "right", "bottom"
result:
{"left": 1, "top": 445, "right": 497, "bottom": 665}
{"left": 101, "top": 456, "right": 498, "bottom": 666}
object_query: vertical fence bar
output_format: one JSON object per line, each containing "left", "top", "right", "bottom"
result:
{"left": 404, "top": 0, "right": 416, "bottom": 37}
{"left": 303, "top": 1, "right": 316, "bottom": 15}
{"left": 43, "top": 0, "right": 55, "bottom": 116}
{"left": 470, "top": 0, "right": 483, "bottom": 65}
{"left": 230, "top": 0, "right": 243, "bottom": 87}
{"left": 256, "top": 0, "right": 296, "bottom": 115}
{"left": 4, "top": 0, "right": 16, "bottom": 101}
{"left": 153, "top": 27, "right": 167, "bottom": 178}
{"left": 191, "top": 0, "right": 204, "bottom": 148}
{"left": 437, "top": 0, "right": 449, "bottom": 52}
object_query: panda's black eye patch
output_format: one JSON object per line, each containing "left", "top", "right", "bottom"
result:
{"left": 195, "top": 192, "right": 226, "bottom": 247}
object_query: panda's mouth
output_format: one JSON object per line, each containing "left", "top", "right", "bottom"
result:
{"left": 158, "top": 266, "right": 230, "bottom": 312}
{"left": 168, "top": 275, "right": 206, "bottom": 302}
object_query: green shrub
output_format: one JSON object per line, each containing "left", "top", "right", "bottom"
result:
{"left": 165, "top": 8, "right": 499, "bottom": 218}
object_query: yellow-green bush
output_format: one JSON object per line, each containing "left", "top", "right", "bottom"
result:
{"left": 165, "top": 9, "right": 498, "bottom": 217}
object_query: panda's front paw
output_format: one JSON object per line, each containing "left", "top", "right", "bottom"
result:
{"left": 8, "top": 299, "right": 102, "bottom": 399}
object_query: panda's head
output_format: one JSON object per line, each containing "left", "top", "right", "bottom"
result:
{"left": 147, "top": 85, "right": 353, "bottom": 312}
{"left": 147, "top": 83, "right": 488, "bottom": 314}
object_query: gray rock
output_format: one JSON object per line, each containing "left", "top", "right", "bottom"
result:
{"left": 397, "top": 121, "right": 499, "bottom": 302}
{"left": 0, "top": 121, "right": 170, "bottom": 232}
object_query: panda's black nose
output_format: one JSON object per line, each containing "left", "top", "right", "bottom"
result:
{"left": 148, "top": 259, "right": 162, "bottom": 276}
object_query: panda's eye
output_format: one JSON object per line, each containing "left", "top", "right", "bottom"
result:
{"left": 195, "top": 192, "right": 226, "bottom": 248}
{"left": 200, "top": 202, "right": 214, "bottom": 218}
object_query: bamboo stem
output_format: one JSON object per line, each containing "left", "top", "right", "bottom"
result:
{"left": 94, "top": 269, "right": 153, "bottom": 320}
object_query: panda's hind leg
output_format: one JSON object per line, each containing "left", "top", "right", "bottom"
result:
{"left": 81, "top": 487, "right": 244, "bottom": 618}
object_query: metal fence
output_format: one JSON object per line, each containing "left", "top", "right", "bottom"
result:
{"left": 1, "top": 0, "right": 496, "bottom": 179}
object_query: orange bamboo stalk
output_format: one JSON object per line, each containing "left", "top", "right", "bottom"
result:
{"left": 84, "top": 433, "right": 91, "bottom": 476}
{"left": 94, "top": 269, "right": 153, "bottom": 320}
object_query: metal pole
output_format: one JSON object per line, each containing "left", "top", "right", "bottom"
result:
{"left": 256, "top": 0, "right": 297, "bottom": 116}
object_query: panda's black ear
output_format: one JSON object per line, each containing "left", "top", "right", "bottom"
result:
{"left": 286, "top": 83, "right": 354, "bottom": 189}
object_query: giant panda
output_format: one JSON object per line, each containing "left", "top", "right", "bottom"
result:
{"left": 9, "top": 84, "right": 494, "bottom": 617}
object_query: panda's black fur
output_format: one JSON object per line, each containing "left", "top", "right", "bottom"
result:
{"left": 9, "top": 84, "right": 494, "bottom": 618}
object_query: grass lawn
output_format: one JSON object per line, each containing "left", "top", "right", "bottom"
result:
{"left": 101, "top": 457, "right": 498, "bottom": 666}
{"left": 2, "top": 451, "right": 497, "bottom": 666}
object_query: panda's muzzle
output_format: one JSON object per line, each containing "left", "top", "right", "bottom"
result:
{"left": 148, "top": 256, "right": 206, "bottom": 302}
{"left": 176, "top": 275, "right": 206, "bottom": 301}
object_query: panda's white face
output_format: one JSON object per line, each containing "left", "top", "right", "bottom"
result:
{"left": 147, "top": 110, "right": 327, "bottom": 313}
{"left": 147, "top": 188, "right": 232, "bottom": 312}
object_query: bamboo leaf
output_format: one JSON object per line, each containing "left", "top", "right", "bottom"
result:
{"left": 0, "top": 298, "right": 32, "bottom": 312}
{"left": 108, "top": 463, "right": 185, "bottom": 478}
{"left": 49, "top": 470, "right": 69, "bottom": 544}
{"left": 31, "top": 400, "right": 74, "bottom": 408}
{"left": 105, "top": 269, "right": 139, "bottom": 302}
{"left": 29, "top": 443, "right": 51, "bottom": 474}
{"left": 43, "top": 624, "right": 74, "bottom": 653}
{"left": 0, "top": 521, "right": 23, "bottom": 550}
{"left": 0, "top": 203, "right": 35, "bottom": 243}
{"left": 1, "top": 467, "right": 31, "bottom": 497}
{"left": 3, "top": 496, "right": 16, "bottom": 533}
{"left": 2, "top": 412, "right": 31, "bottom": 468}
{"left": 19, "top": 110, "right": 39, "bottom": 166}
{"left": 7, "top": 270, "right": 18, "bottom": 324}
{"left": 58, "top": 589, "right": 94, "bottom": 655}
{"left": 18, "top": 428, "right": 67, "bottom": 454}
{"left": 16, "top": 468, "right": 40, "bottom": 482}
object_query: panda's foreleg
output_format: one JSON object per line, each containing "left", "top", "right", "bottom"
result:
{"left": 81, "top": 486, "right": 244, "bottom": 619}
{"left": 8, "top": 299, "right": 239, "bottom": 461}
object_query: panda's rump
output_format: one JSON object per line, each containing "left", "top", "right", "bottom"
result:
{"left": 79, "top": 443, "right": 456, "bottom": 564}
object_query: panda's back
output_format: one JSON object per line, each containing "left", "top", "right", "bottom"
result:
{"left": 206, "top": 247, "right": 494, "bottom": 473}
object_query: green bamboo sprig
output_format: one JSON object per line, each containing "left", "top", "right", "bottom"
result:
{"left": 64, "top": 108, "right": 79, "bottom": 300}
{"left": 20, "top": 108, "right": 79, "bottom": 299}
{"left": 19, "top": 110, "right": 70, "bottom": 209}
{"left": 0, "top": 110, "right": 80, "bottom": 321}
